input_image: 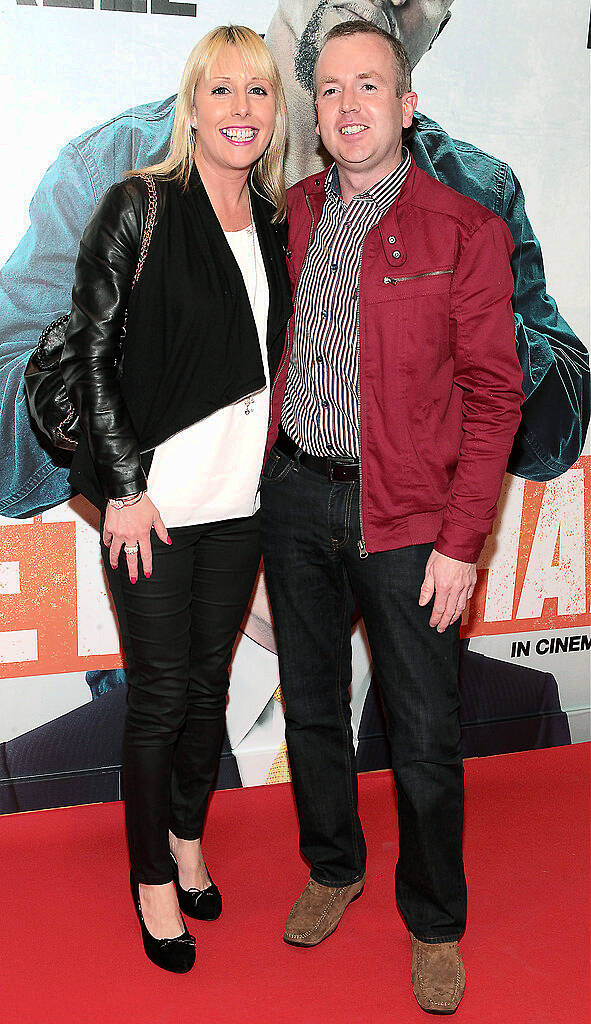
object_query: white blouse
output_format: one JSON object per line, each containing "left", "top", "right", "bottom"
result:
{"left": 146, "top": 223, "right": 270, "bottom": 528}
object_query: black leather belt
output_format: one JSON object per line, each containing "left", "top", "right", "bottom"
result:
{"left": 276, "top": 425, "right": 359, "bottom": 482}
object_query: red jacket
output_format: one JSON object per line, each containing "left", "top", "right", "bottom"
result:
{"left": 267, "top": 159, "right": 523, "bottom": 563}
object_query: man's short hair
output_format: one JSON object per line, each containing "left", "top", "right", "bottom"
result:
{"left": 314, "top": 20, "right": 412, "bottom": 98}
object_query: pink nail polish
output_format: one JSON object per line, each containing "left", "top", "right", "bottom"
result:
{"left": 166, "top": 537, "right": 172, "bottom": 545}
{"left": 130, "top": 577, "right": 137, "bottom": 585}
{"left": 145, "top": 572, "right": 151, "bottom": 579}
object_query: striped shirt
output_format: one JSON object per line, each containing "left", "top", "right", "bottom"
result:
{"left": 282, "top": 149, "right": 411, "bottom": 457}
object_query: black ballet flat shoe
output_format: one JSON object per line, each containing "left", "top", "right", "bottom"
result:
{"left": 130, "top": 871, "right": 196, "bottom": 973}
{"left": 170, "top": 853, "right": 222, "bottom": 921}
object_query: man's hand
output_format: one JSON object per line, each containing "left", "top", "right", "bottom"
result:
{"left": 418, "top": 550, "right": 477, "bottom": 633}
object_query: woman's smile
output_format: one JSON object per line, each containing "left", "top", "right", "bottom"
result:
{"left": 219, "top": 125, "right": 260, "bottom": 144}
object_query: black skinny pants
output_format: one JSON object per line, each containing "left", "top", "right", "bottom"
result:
{"left": 102, "top": 514, "right": 261, "bottom": 884}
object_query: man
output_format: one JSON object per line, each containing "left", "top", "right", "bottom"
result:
{"left": 0, "top": 0, "right": 587, "bottom": 520}
{"left": 260, "top": 21, "right": 523, "bottom": 1014}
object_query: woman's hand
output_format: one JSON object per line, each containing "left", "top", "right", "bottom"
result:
{"left": 103, "top": 494, "right": 170, "bottom": 582}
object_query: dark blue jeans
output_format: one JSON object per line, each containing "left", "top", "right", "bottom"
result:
{"left": 260, "top": 447, "right": 466, "bottom": 943}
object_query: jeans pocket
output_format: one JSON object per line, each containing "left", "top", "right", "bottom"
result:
{"left": 261, "top": 446, "right": 295, "bottom": 483}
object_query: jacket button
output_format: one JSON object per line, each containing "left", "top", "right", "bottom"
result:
{"left": 388, "top": 235, "right": 397, "bottom": 243}
{"left": 286, "top": 250, "right": 292, "bottom": 260}
{"left": 392, "top": 250, "right": 401, "bottom": 258}
{"left": 314, "top": 179, "right": 320, "bottom": 186}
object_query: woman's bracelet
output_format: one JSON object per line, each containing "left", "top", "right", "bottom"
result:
{"left": 107, "top": 492, "right": 145, "bottom": 510}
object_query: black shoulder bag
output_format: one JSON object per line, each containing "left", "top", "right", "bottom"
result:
{"left": 24, "top": 173, "right": 158, "bottom": 455}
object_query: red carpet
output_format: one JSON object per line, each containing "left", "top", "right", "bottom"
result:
{"left": 1, "top": 743, "right": 589, "bottom": 1024}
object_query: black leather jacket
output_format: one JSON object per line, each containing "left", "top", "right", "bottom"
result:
{"left": 61, "top": 172, "right": 292, "bottom": 508}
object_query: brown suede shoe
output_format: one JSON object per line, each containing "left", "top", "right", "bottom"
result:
{"left": 283, "top": 877, "right": 365, "bottom": 946}
{"left": 410, "top": 932, "right": 466, "bottom": 1014}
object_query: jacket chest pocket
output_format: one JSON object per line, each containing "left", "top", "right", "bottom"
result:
{"left": 380, "top": 268, "right": 453, "bottom": 300}
{"left": 362, "top": 267, "right": 455, "bottom": 396}
{"left": 367, "top": 268, "right": 454, "bottom": 360}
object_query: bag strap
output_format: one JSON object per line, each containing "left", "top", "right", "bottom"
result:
{"left": 121, "top": 173, "right": 158, "bottom": 336}
{"left": 131, "top": 173, "right": 158, "bottom": 290}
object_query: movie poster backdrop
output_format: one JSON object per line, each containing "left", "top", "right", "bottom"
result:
{"left": 0, "top": 0, "right": 589, "bottom": 812}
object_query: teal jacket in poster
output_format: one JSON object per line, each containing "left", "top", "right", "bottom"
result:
{"left": 0, "top": 100, "right": 588, "bottom": 517}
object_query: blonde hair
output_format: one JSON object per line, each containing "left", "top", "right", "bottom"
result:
{"left": 133, "top": 26, "right": 288, "bottom": 221}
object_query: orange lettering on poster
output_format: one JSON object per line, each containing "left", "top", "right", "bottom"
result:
{"left": 0, "top": 516, "right": 123, "bottom": 679}
{"left": 1, "top": 459, "right": 589, "bottom": 669}
{"left": 463, "top": 456, "right": 590, "bottom": 638}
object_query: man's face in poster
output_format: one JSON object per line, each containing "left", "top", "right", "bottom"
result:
{"left": 267, "top": 0, "right": 454, "bottom": 97}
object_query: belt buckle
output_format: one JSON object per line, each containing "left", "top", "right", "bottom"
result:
{"left": 329, "top": 461, "right": 350, "bottom": 482}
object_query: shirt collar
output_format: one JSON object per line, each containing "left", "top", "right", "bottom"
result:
{"left": 326, "top": 147, "right": 411, "bottom": 214}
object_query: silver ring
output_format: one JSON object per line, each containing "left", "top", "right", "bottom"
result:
{"left": 124, "top": 545, "right": 139, "bottom": 555}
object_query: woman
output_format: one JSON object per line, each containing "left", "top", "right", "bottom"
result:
{"left": 61, "top": 26, "right": 291, "bottom": 973}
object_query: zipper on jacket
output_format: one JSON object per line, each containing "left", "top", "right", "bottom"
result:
{"left": 355, "top": 244, "right": 368, "bottom": 559}
{"left": 383, "top": 268, "right": 453, "bottom": 285}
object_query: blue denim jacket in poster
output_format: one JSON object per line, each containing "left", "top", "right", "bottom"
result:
{"left": 0, "top": 102, "right": 588, "bottom": 518}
